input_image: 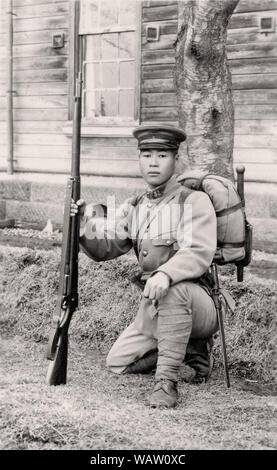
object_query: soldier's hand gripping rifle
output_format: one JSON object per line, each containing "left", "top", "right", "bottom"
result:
{"left": 46, "top": 35, "right": 83, "bottom": 386}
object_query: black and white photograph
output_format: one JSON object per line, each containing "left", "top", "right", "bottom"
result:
{"left": 0, "top": 0, "right": 276, "bottom": 458}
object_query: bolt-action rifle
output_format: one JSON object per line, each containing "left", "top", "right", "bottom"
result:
{"left": 46, "top": 34, "right": 83, "bottom": 386}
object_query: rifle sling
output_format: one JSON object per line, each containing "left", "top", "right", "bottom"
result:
{"left": 216, "top": 201, "right": 243, "bottom": 218}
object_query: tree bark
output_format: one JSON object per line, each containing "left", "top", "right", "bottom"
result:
{"left": 175, "top": 0, "right": 239, "bottom": 179}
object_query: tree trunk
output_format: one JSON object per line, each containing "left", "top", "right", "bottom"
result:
{"left": 175, "top": 0, "right": 239, "bottom": 179}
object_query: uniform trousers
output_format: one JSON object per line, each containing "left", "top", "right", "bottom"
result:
{"left": 106, "top": 281, "right": 218, "bottom": 382}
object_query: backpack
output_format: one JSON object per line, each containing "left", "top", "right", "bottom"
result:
{"left": 177, "top": 169, "right": 253, "bottom": 270}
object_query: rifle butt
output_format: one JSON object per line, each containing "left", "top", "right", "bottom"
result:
{"left": 46, "top": 329, "right": 68, "bottom": 386}
{"left": 237, "top": 264, "right": 244, "bottom": 282}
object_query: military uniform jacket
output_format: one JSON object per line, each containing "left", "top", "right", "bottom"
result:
{"left": 79, "top": 176, "right": 217, "bottom": 336}
{"left": 79, "top": 176, "right": 217, "bottom": 285}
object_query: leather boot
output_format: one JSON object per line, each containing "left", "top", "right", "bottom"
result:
{"left": 124, "top": 349, "right": 158, "bottom": 374}
{"left": 149, "top": 379, "right": 178, "bottom": 408}
{"left": 185, "top": 337, "right": 214, "bottom": 384}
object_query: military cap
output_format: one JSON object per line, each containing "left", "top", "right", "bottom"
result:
{"left": 133, "top": 125, "right": 186, "bottom": 150}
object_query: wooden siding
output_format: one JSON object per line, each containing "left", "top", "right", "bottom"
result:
{"left": 0, "top": 0, "right": 276, "bottom": 182}
{"left": 141, "top": 0, "right": 277, "bottom": 182}
{"left": 0, "top": 0, "right": 141, "bottom": 177}
{"left": 0, "top": 0, "right": 70, "bottom": 175}
{"left": 229, "top": 1, "right": 277, "bottom": 182}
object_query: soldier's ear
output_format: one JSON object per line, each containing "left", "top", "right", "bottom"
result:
{"left": 175, "top": 152, "right": 179, "bottom": 161}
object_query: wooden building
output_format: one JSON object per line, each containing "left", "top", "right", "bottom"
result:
{"left": 0, "top": 0, "right": 277, "bottom": 252}
{"left": 0, "top": 0, "right": 276, "bottom": 242}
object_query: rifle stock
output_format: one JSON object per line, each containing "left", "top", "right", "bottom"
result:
{"left": 46, "top": 30, "right": 83, "bottom": 386}
{"left": 46, "top": 320, "right": 69, "bottom": 385}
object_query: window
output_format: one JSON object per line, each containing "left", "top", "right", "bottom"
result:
{"left": 79, "top": 0, "right": 140, "bottom": 124}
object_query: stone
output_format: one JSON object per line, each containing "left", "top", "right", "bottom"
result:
{"left": 31, "top": 182, "right": 65, "bottom": 204}
{"left": 5, "top": 201, "right": 63, "bottom": 226}
{"left": 0, "top": 180, "right": 31, "bottom": 201}
{"left": 0, "top": 200, "right": 6, "bottom": 219}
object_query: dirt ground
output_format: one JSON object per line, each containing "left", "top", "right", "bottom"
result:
{"left": 1, "top": 334, "right": 276, "bottom": 451}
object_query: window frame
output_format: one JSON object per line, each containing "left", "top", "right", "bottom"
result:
{"left": 68, "top": 0, "right": 141, "bottom": 130}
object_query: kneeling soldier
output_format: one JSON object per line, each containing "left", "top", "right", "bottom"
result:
{"left": 71, "top": 125, "right": 218, "bottom": 408}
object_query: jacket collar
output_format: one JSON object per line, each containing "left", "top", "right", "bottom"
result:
{"left": 145, "top": 175, "right": 179, "bottom": 200}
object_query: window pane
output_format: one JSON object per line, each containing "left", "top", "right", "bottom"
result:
{"left": 101, "top": 33, "right": 118, "bottom": 60}
{"left": 120, "top": 61, "right": 135, "bottom": 88}
{"left": 101, "top": 90, "right": 118, "bottom": 116}
{"left": 84, "top": 91, "right": 101, "bottom": 117}
{"left": 119, "top": 90, "right": 134, "bottom": 117}
{"left": 85, "top": 90, "right": 118, "bottom": 117}
{"left": 100, "top": 0, "right": 118, "bottom": 27}
{"left": 86, "top": 35, "right": 101, "bottom": 61}
{"left": 85, "top": 63, "right": 101, "bottom": 90}
{"left": 119, "top": 0, "right": 136, "bottom": 26}
{"left": 82, "top": 0, "right": 137, "bottom": 121}
{"left": 80, "top": 0, "right": 99, "bottom": 31}
{"left": 119, "top": 32, "right": 135, "bottom": 59}
{"left": 102, "top": 62, "right": 118, "bottom": 88}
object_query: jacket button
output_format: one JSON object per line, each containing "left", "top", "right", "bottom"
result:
{"left": 142, "top": 250, "right": 148, "bottom": 257}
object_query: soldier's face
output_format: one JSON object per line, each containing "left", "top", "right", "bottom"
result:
{"left": 139, "top": 148, "right": 177, "bottom": 187}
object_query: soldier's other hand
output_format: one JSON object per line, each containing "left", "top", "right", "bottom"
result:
{"left": 143, "top": 272, "right": 170, "bottom": 301}
{"left": 70, "top": 199, "right": 86, "bottom": 217}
